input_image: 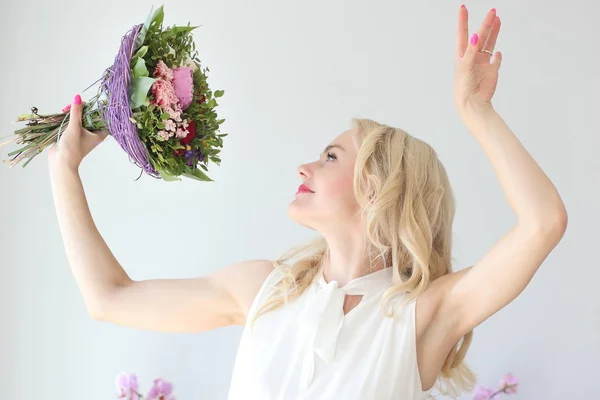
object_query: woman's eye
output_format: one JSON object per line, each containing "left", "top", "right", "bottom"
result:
{"left": 326, "top": 152, "right": 337, "bottom": 161}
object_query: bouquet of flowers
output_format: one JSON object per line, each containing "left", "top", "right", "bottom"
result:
{"left": 1, "top": 5, "right": 226, "bottom": 182}
{"left": 116, "top": 373, "right": 175, "bottom": 400}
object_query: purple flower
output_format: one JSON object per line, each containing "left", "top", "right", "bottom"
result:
{"left": 184, "top": 147, "right": 204, "bottom": 167}
{"left": 473, "top": 385, "right": 495, "bottom": 400}
{"left": 146, "top": 377, "right": 176, "bottom": 400}
{"left": 500, "top": 373, "right": 519, "bottom": 394}
{"left": 115, "top": 373, "right": 140, "bottom": 400}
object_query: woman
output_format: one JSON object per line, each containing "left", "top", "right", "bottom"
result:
{"left": 48, "top": 6, "right": 567, "bottom": 400}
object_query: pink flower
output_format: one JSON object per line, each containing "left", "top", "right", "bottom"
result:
{"left": 500, "top": 373, "right": 519, "bottom": 394}
{"left": 172, "top": 67, "right": 194, "bottom": 110}
{"left": 151, "top": 79, "right": 179, "bottom": 109}
{"left": 473, "top": 386, "right": 495, "bottom": 400}
{"left": 164, "top": 119, "right": 177, "bottom": 132}
{"left": 145, "top": 378, "right": 176, "bottom": 400}
{"left": 158, "top": 130, "right": 172, "bottom": 140}
{"left": 165, "top": 106, "right": 182, "bottom": 122}
{"left": 153, "top": 60, "right": 174, "bottom": 81}
{"left": 115, "top": 373, "right": 140, "bottom": 400}
{"left": 175, "top": 127, "right": 188, "bottom": 139}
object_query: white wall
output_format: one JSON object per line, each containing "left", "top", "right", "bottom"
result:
{"left": 1, "top": 0, "right": 598, "bottom": 399}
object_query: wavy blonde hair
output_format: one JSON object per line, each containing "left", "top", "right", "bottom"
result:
{"left": 251, "top": 118, "right": 475, "bottom": 398}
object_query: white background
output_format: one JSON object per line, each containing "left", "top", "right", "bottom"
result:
{"left": 1, "top": 0, "right": 598, "bottom": 399}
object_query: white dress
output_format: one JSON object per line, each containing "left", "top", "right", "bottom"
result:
{"left": 228, "top": 266, "right": 433, "bottom": 400}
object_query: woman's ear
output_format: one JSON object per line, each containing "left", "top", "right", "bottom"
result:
{"left": 367, "top": 191, "right": 376, "bottom": 205}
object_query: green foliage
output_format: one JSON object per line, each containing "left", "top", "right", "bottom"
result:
{"left": 128, "top": 6, "right": 227, "bottom": 182}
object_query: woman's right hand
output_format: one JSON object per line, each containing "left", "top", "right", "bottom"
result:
{"left": 48, "top": 94, "right": 108, "bottom": 172}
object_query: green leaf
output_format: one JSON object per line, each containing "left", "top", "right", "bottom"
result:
{"left": 129, "top": 77, "right": 156, "bottom": 110}
{"left": 172, "top": 25, "right": 199, "bottom": 35}
{"left": 190, "top": 168, "right": 213, "bottom": 181}
{"left": 214, "top": 90, "right": 224, "bottom": 98}
{"left": 132, "top": 57, "right": 149, "bottom": 78}
{"left": 159, "top": 170, "right": 181, "bottom": 182}
{"left": 135, "top": 5, "right": 165, "bottom": 50}
{"left": 149, "top": 6, "right": 165, "bottom": 28}
{"left": 133, "top": 45, "right": 149, "bottom": 59}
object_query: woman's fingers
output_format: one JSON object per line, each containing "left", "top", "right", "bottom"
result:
{"left": 461, "top": 8, "right": 498, "bottom": 68}
{"left": 476, "top": 9, "right": 497, "bottom": 53}
{"left": 482, "top": 16, "right": 501, "bottom": 56}
{"left": 67, "top": 94, "right": 83, "bottom": 131}
{"left": 456, "top": 5, "right": 469, "bottom": 58}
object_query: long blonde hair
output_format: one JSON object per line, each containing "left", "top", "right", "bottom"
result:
{"left": 252, "top": 118, "right": 475, "bottom": 398}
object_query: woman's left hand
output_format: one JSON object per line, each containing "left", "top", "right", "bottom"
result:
{"left": 454, "top": 6, "right": 502, "bottom": 118}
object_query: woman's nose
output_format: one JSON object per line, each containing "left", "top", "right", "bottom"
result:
{"left": 297, "top": 163, "right": 311, "bottom": 179}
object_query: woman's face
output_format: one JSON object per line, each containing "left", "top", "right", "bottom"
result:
{"left": 288, "top": 129, "right": 361, "bottom": 230}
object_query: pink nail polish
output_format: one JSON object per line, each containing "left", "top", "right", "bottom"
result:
{"left": 491, "top": 8, "right": 496, "bottom": 12}
{"left": 62, "top": 104, "right": 71, "bottom": 113}
{"left": 461, "top": 4, "right": 465, "bottom": 8}
{"left": 470, "top": 33, "right": 479, "bottom": 45}
{"left": 74, "top": 94, "right": 81, "bottom": 105}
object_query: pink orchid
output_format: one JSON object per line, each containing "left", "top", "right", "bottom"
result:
{"left": 115, "top": 373, "right": 140, "bottom": 400}
{"left": 473, "top": 386, "right": 495, "bottom": 400}
{"left": 145, "top": 377, "right": 176, "bottom": 400}
{"left": 472, "top": 373, "right": 520, "bottom": 399}
{"left": 500, "top": 373, "right": 519, "bottom": 394}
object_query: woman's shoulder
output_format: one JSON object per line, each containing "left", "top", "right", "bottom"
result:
{"left": 224, "top": 259, "right": 278, "bottom": 318}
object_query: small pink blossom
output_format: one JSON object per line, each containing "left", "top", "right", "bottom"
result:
{"left": 166, "top": 106, "right": 182, "bottom": 122}
{"left": 145, "top": 378, "right": 176, "bottom": 400}
{"left": 115, "top": 373, "right": 140, "bottom": 400}
{"left": 473, "top": 386, "right": 495, "bottom": 400}
{"left": 164, "top": 119, "right": 177, "bottom": 132}
{"left": 175, "top": 127, "right": 189, "bottom": 139}
{"left": 153, "top": 60, "right": 174, "bottom": 81}
{"left": 500, "top": 373, "right": 519, "bottom": 394}
{"left": 181, "top": 119, "right": 189, "bottom": 129}
{"left": 158, "top": 130, "right": 172, "bottom": 140}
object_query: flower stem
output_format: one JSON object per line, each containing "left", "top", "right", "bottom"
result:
{"left": 1, "top": 96, "right": 107, "bottom": 168}
{"left": 488, "top": 384, "right": 518, "bottom": 399}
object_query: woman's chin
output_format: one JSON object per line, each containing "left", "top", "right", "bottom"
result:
{"left": 287, "top": 202, "right": 315, "bottom": 229}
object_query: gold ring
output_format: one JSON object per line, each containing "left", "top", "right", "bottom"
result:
{"left": 481, "top": 49, "right": 493, "bottom": 55}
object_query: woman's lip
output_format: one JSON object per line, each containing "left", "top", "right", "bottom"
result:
{"left": 298, "top": 184, "right": 314, "bottom": 193}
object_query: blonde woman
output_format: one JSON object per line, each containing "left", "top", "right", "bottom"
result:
{"left": 48, "top": 6, "right": 567, "bottom": 400}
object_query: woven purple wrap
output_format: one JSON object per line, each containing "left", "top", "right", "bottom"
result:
{"left": 98, "top": 24, "right": 159, "bottom": 178}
